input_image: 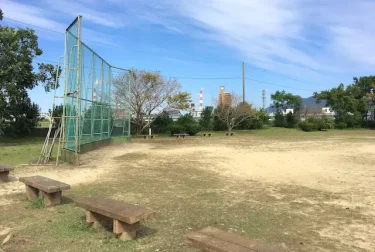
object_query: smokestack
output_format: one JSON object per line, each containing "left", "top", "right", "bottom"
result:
{"left": 200, "top": 89, "right": 203, "bottom": 110}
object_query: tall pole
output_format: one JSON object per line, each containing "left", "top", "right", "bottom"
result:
{"left": 242, "top": 62, "right": 245, "bottom": 103}
{"left": 262, "top": 89, "right": 266, "bottom": 110}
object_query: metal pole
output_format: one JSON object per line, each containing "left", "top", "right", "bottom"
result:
{"left": 100, "top": 60, "right": 104, "bottom": 140}
{"left": 74, "top": 15, "right": 82, "bottom": 165}
{"left": 242, "top": 62, "right": 245, "bottom": 103}
{"left": 262, "top": 89, "right": 266, "bottom": 110}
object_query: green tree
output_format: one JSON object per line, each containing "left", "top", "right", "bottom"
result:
{"left": 314, "top": 82, "right": 368, "bottom": 127}
{"left": 151, "top": 111, "right": 173, "bottom": 133}
{"left": 49, "top": 105, "right": 63, "bottom": 127}
{"left": 0, "top": 10, "right": 59, "bottom": 136}
{"left": 199, "top": 106, "right": 213, "bottom": 131}
{"left": 271, "top": 90, "right": 302, "bottom": 113}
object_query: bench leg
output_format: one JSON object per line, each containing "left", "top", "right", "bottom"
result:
{"left": 42, "top": 191, "right": 62, "bottom": 206}
{"left": 86, "top": 210, "right": 102, "bottom": 223}
{"left": 113, "top": 220, "right": 140, "bottom": 240}
{"left": 0, "top": 172, "right": 9, "bottom": 182}
{"left": 25, "top": 185, "right": 39, "bottom": 201}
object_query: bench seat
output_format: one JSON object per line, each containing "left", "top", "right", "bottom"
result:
{"left": 19, "top": 176, "right": 70, "bottom": 206}
{"left": 185, "top": 227, "right": 287, "bottom": 252}
{"left": 76, "top": 197, "right": 155, "bottom": 240}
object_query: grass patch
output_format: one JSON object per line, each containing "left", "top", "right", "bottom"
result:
{"left": 26, "top": 195, "right": 44, "bottom": 209}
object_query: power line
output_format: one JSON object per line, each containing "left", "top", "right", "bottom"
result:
{"left": 244, "top": 62, "right": 321, "bottom": 87}
{"left": 245, "top": 77, "right": 315, "bottom": 92}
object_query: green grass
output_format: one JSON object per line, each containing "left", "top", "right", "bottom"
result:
{"left": 37, "top": 121, "right": 50, "bottom": 127}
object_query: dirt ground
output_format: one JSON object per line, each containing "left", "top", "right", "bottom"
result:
{"left": 1, "top": 131, "right": 374, "bottom": 251}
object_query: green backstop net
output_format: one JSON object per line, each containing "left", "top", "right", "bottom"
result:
{"left": 63, "top": 16, "right": 130, "bottom": 152}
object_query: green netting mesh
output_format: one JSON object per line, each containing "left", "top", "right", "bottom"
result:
{"left": 63, "top": 17, "right": 130, "bottom": 152}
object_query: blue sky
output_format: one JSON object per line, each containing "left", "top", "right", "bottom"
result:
{"left": 2, "top": 0, "right": 375, "bottom": 112}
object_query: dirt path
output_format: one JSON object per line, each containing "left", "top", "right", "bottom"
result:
{"left": 0, "top": 143, "right": 153, "bottom": 206}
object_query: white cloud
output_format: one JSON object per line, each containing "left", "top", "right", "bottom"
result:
{"left": 3, "top": 0, "right": 375, "bottom": 80}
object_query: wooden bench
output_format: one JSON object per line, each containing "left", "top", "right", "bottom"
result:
{"left": 185, "top": 227, "right": 287, "bottom": 252}
{"left": 137, "top": 135, "right": 156, "bottom": 139}
{"left": 225, "top": 132, "right": 235, "bottom": 136}
{"left": 174, "top": 133, "right": 189, "bottom": 139}
{"left": 75, "top": 197, "right": 156, "bottom": 241}
{"left": 0, "top": 164, "right": 13, "bottom": 182}
{"left": 19, "top": 176, "right": 70, "bottom": 206}
{"left": 203, "top": 133, "right": 213, "bottom": 137}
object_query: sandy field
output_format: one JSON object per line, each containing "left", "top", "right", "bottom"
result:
{"left": 1, "top": 134, "right": 374, "bottom": 251}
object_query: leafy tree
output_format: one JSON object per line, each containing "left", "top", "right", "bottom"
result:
{"left": 0, "top": 9, "right": 3, "bottom": 20}
{"left": 0, "top": 10, "right": 59, "bottom": 136}
{"left": 151, "top": 111, "right": 173, "bottom": 133}
{"left": 113, "top": 69, "right": 191, "bottom": 134}
{"left": 271, "top": 90, "right": 302, "bottom": 113}
{"left": 285, "top": 112, "right": 298, "bottom": 128}
{"left": 49, "top": 105, "right": 63, "bottom": 127}
{"left": 169, "top": 114, "right": 200, "bottom": 136}
{"left": 273, "top": 111, "right": 286, "bottom": 127}
{"left": 214, "top": 93, "right": 254, "bottom": 132}
{"left": 314, "top": 82, "right": 368, "bottom": 127}
{"left": 199, "top": 106, "right": 213, "bottom": 131}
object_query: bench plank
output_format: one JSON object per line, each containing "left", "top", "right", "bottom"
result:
{"left": 75, "top": 197, "right": 155, "bottom": 224}
{"left": 19, "top": 176, "right": 70, "bottom": 193}
{"left": 186, "top": 227, "right": 287, "bottom": 252}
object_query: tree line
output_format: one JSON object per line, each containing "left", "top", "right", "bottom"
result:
{"left": 269, "top": 77, "right": 375, "bottom": 131}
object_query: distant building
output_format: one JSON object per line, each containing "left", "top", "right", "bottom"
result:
{"left": 164, "top": 109, "right": 181, "bottom": 121}
{"left": 218, "top": 86, "right": 232, "bottom": 106}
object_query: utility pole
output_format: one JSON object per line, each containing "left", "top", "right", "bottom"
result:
{"left": 242, "top": 62, "right": 245, "bottom": 103}
{"left": 262, "top": 89, "right": 266, "bottom": 110}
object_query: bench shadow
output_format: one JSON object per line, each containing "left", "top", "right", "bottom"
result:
{"left": 136, "top": 225, "right": 158, "bottom": 239}
{"left": 77, "top": 215, "right": 158, "bottom": 239}
{"left": 60, "top": 196, "right": 75, "bottom": 205}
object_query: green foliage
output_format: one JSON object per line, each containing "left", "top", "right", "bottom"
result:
{"left": 184, "top": 123, "right": 200, "bottom": 136}
{"left": 199, "top": 106, "right": 214, "bottom": 131}
{"left": 168, "top": 92, "right": 192, "bottom": 110}
{"left": 273, "top": 112, "right": 286, "bottom": 127}
{"left": 314, "top": 78, "right": 371, "bottom": 127}
{"left": 167, "top": 114, "right": 201, "bottom": 136}
{"left": 27, "top": 195, "right": 44, "bottom": 209}
{"left": 49, "top": 105, "right": 63, "bottom": 127}
{"left": 0, "top": 9, "right": 3, "bottom": 20}
{"left": 168, "top": 124, "right": 185, "bottom": 135}
{"left": 151, "top": 111, "right": 173, "bottom": 134}
{"left": 0, "top": 11, "right": 59, "bottom": 137}
{"left": 298, "top": 121, "right": 318, "bottom": 132}
{"left": 336, "top": 122, "right": 347, "bottom": 129}
{"left": 213, "top": 114, "right": 227, "bottom": 131}
{"left": 236, "top": 109, "right": 269, "bottom": 130}
{"left": 271, "top": 90, "right": 302, "bottom": 112}
{"left": 285, "top": 112, "right": 298, "bottom": 128}
{"left": 298, "top": 116, "right": 334, "bottom": 132}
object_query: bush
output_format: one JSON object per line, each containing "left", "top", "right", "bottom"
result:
{"left": 184, "top": 123, "right": 201, "bottom": 136}
{"left": 298, "top": 116, "right": 335, "bottom": 132}
{"left": 336, "top": 122, "right": 347, "bottom": 129}
{"left": 168, "top": 124, "right": 185, "bottom": 135}
{"left": 285, "top": 112, "right": 298, "bottom": 128}
{"left": 273, "top": 112, "right": 286, "bottom": 127}
{"left": 298, "top": 121, "right": 319, "bottom": 132}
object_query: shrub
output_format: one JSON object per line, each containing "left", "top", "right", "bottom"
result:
{"left": 184, "top": 123, "right": 201, "bottom": 136}
{"left": 168, "top": 124, "right": 185, "bottom": 135}
{"left": 273, "top": 112, "right": 286, "bottom": 127}
{"left": 336, "top": 122, "right": 347, "bottom": 129}
{"left": 298, "top": 121, "right": 318, "bottom": 132}
{"left": 285, "top": 112, "right": 298, "bottom": 128}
